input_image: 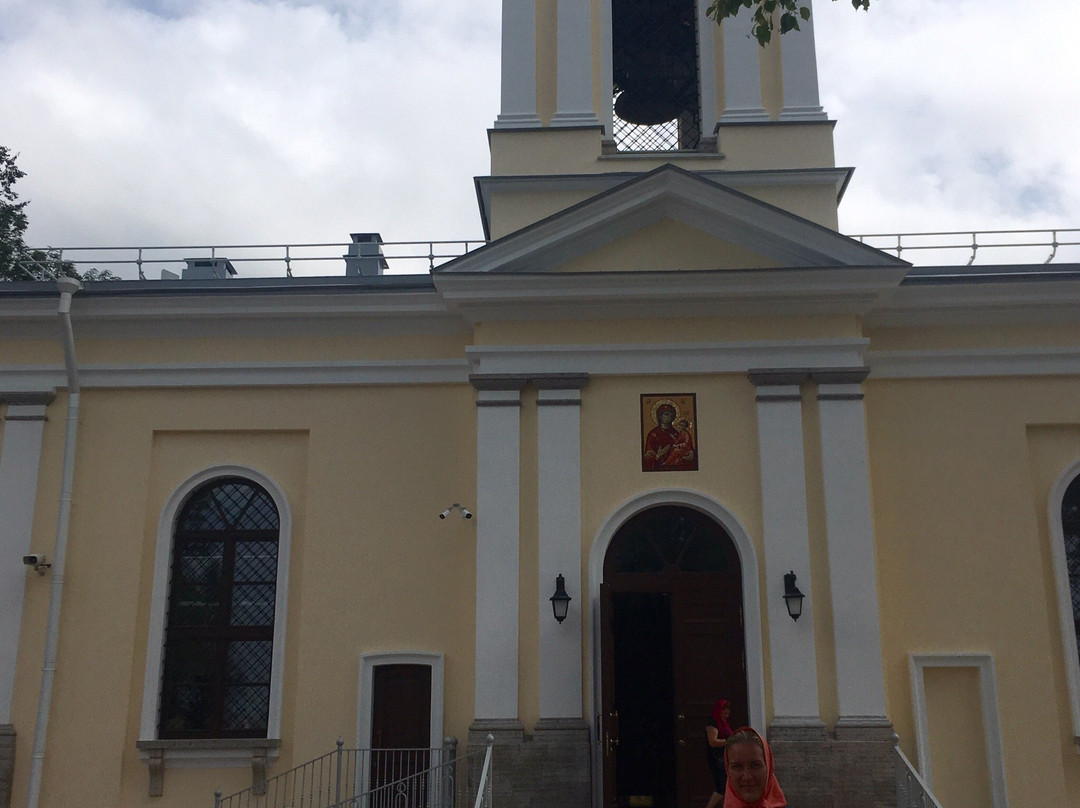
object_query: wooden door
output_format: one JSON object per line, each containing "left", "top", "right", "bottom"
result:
{"left": 602, "top": 585, "right": 677, "bottom": 808}
{"left": 370, "top": 664, "right": 432, "bottom": 808}
{"left": 600, "top": 505, "right": 746, "bottom": 808}
{"left": 671, "top": 581, "right": 748, "bottom": 808}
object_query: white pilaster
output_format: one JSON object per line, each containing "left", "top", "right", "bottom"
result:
{"left": 778, "top": 0, "right": 827, "bottom": 121}
{"left": 473, "top": 378, "right": 525, "bottom": 720}
{"left": 495, "top": 0, "right": 542, "bottom": 128}
{"left": 536, "top": 377, "right": 586, "bottom": 719}
{"left": 0, "top": 399, "right": 52, "bottom": 724}
{"left": 551, "top": 0, "right": 599, "bottom": 126}
{"left": 751, "top": 372, "right": 822, "bottom": 726}
{"left": 815, "top": 373, "right": 888, "bottom": 723}
{"left": 719, "top": 19, "right": 768, "bottom": 122}
{"left": 695, "top": 0, "right": 722, "bottom": 133}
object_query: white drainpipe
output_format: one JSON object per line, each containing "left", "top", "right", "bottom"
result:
{"left": 25, "top": 277, "right": 83, "bottom": 808}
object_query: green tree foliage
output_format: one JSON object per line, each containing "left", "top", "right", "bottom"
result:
{"left": 0, "top": 146, "right": 30, "bottom": 280}
{"left": 0, "top": 147, "right": 118, "bottom": 282}
{"left": 707, "top": 0, "right": 871, "bottom": 46}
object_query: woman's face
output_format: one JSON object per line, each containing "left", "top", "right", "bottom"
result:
{"left": 727, "top": 741, "right": 768, "bottom": 803}
{"left": 721, "top": 705, "right": 731, "bottom": 721}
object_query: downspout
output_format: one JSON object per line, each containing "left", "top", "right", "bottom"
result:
{"left": 25, "top": 277, "right": 83, "bottom": 808}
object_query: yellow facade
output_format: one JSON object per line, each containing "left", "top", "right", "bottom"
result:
{"left": 3, "top": 3, "right": 1080, "bottom": 808}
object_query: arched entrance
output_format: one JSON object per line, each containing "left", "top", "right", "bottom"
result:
{"left": 599, "top": 504, "right": 748, "bottom": 808}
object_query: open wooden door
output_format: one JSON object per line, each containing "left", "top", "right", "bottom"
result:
{"left": 599, "top": 505, "right": 746, "bottom": 808}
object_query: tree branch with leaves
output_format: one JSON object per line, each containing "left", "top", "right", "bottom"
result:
{"left": 1, "top": 146, "right": 117, "bottom": 282}
{"left": 707, "top": 0, "right": 871, "bottom": 46}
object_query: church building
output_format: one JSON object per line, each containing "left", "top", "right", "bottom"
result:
{"left": 2, "top": 1, "right": 1080, "bottom": 807}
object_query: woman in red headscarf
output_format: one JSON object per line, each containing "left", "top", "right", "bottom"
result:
{"left": 704, "top": 699, "right": 733, "bottom": 808}
{"left": 723, "top": 727, "right": 788, "bottom": 808}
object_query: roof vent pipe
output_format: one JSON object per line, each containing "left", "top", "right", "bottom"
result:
{"left": 344, "top": 233, "right": 388, "bottom": 276}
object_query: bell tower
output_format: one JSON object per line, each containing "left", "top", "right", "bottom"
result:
{"left": 481, "top": 0, "right": 844, "bottom": 240}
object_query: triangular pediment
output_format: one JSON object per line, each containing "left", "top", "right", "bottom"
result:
{"left": 438, "top": 165, "right": 906, "bottom": 275}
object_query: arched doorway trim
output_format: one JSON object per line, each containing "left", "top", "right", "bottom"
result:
{"left": 587, "top": 489, "right": 765, "bottom": 732}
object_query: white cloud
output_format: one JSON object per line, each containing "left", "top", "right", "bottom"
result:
{"left": 2, "top": 0, "right": 1078, "bottom": 265}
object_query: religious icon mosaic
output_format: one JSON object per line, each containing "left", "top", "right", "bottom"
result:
{"left": 640, "top": 393, "right": 698, "bottom": 472}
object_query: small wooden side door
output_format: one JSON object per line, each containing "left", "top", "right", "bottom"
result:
{"left": 370, "top": 664, "right": 432, "bottom": 808}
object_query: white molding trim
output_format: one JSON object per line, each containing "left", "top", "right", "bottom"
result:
{"left": 139, "top": 465, "right": 293, "bottom": 764}
{"left": 908, "top": 653, "right": 1008, "bottom": 808}
{"left": 1048, "top": 462, "right": 1080, "bottom": 749}
{"left": 867, "top": 347, "right": 1080, "bottom": 379}
{"left": 587, "top": 490, "right": 766, "bottom": 732}
{"left": 0, "top": 403, "right": 50, "bottom": 724}
{"left": 357, "top": 652, "right": 446, "bottom": 750}
{"left": 468, "top": 338, "right": 869, "bottom": 377}
{"left": 0, "top": 359, "right": 470, "bottom": 392}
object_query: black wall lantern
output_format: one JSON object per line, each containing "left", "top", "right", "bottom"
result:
{"left": 550, "top": 574, "right": 572, "bottom": 623}
{"left": 783, "top": 570, "right": 805, "bottom": 622}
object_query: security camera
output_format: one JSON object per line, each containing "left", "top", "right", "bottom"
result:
{"left": 439, "top": 503, "right": 473, "bottom": 520}
{"left": 23, "top": 554, "right": 50, "bottom": 574}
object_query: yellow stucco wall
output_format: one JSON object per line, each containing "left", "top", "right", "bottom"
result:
{"left": 10, "top": 382, "right": 478, "bottom": 807}
{"left": 867, "top": 375, "right": 1080, "bottom": 807}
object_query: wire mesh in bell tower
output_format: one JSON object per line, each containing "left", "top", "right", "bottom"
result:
{"left": 611, "top": 0, "right": 702, "bottom": 152}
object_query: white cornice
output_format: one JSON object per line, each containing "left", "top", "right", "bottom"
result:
{"left": 0, "top": 359, "right": 471, "bottom": 391}
{"left": 435, "top": 266, "right": 910, "bottom": 323}
{"left": 467, "top": 339, "right": 870, "bottom": 376}
{"left": 867, "top": 346, "right": 1080, "bottom": 379}
{"left": 865, "top": 272, "right": 1080, "bottom": 327}
{"left": 0, "top": 287, "right": 467, "bottom": 339}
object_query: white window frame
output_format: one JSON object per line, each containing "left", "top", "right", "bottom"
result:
{"left": 908, "top": 653, "right": 1008, "bottom": 808}
{"left": 1049, "top": 461, "right": 1080, "bottom": 751}
{"left": 139, "top": 465, "right": 292, "bottom": 765}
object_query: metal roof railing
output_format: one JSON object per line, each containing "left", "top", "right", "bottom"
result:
{"left": 10, "top": 228, "right": 1080, "bottom": 282}
{"left": 852, "top": 228, "right": 1080, "bottom": 267}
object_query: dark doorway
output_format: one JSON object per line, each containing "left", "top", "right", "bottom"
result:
{"left": 370, "top": 664, "right": 432, "bottom": 808}
{"left": 601, "top": 506, "right": 747, "bottom": 808}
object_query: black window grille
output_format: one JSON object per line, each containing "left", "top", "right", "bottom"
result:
{"left": 158, "top": 477, "right": 280, "bottom": 739}
{"left": 611, "top": 0, "right": 702, "bottom": 152}
{"left": 1062, "top": 476, "right": 1080, "bottom": 669}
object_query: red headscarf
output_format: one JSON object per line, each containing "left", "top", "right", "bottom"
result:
{"left": 723, "top": 727, "right": 787, "bottom": 808}
{"left": 710, "top": 699, "right": 733, "bottom": 738}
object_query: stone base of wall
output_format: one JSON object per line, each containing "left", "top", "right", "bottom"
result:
{"left": 769, "top": 719, "right": 897, "bottom": 808}
{"left": 468, "top": 718, "right": 591, "bottom": 808}
{"left": 0, "top": 724, "right": 14, "bottom": 808}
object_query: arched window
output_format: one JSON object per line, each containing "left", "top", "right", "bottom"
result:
{"left": 158, "top": 477, "right": 280, "bottom": 739}
{"left": 1061, "top": 476, "right": 1080, "bottom": 671}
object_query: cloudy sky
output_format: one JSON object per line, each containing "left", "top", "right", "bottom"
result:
{"left": 1, "top": 0, "right": 1078, "bottom": 268}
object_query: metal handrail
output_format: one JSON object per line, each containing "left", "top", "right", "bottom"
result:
{"left": 472, "top": 735, "right": 494, "bottom": 808}
{"left": 895, "top": 744, "right": 944, "bottom": 808}
{"left": 9, "top": 227, "right": 1079, "bottom": 282}
{"left": 853, "top": 227, "right": 1080, "bottom": 266}
{"left": 14, "top": 239, "right": 486, "bottom": 281}
{"left": 213, "top": 738, "right": 482, "bottom": 808}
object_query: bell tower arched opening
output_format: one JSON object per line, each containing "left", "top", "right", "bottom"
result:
{"left": 598, "top": 504, "right": 749, "bottom": 808}
{"left": 611, "top": 0, "right": 702, "bottom": 151}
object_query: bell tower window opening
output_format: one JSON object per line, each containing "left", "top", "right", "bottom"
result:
{"left": 611, "top": 0, "right": 702, "bottom": 152}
